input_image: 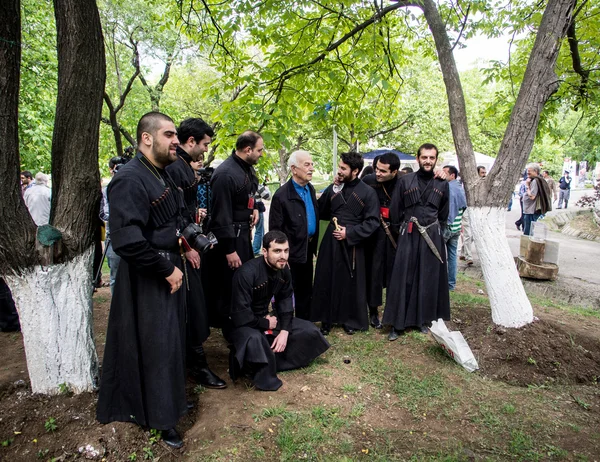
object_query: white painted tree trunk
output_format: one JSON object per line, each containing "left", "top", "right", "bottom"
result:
{"left": 5, "top": 246, "right": 98, "bottom": 394}
{"left": 468, "top": 206, "right": 534, "bottom": 328}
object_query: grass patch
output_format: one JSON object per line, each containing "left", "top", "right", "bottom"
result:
{"left": 449, "top": 291, "right": 489, "bottom": 307}
{"left": 255, "top": 405, "right": 351, "bottom": 461}
{"left": 393, "top": 366, "right": 458, "bottom": 415}
{"left": 529, "top": 293, "right": 600, "bottom": 319}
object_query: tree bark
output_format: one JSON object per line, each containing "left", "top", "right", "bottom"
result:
{"left": 51, "top": 0, "right": 106, "bottom": 259}
{"left": 0, "top": 0, "right": 38, "bottom": 275}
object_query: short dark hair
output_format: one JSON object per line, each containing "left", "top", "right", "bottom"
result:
{"left": 236, "top": 131, "right": 262, "bottom": 152}
{"left": 136, "top": 112, "right": 174, "bottom": 145}
{"left": 543, "top": 170, "right": 550, "bottom": 176}
{"left": 178, "top": 118, "right": 215, "bottom": 144}
{"left": 443, "top": 165, "right": 458, "bottom": 178}
{"left": 263, "top": 230, "right": 288, "bottom": 250}
{"left": 401, "top": 166, "right": 413, "bottom": 173}
{"left": 109, "top": 156, "right": 123, "bottom": 169}
{"left": 340, "top": 152, "right": 364, "bottom": 173}
{"left": 372, "top": 155, "right": 381, "bottom": 168}
{"left": 21, "top": 171, "right": 33, "bottom": 179}
{"left": 417, "top": 143, "right": 438, "bottom": 159}
{"left": 477, "top": 165, "right": 486, "bottom": 174}
{"left": 377, "top": 152, "right": 400, "bottom": 172}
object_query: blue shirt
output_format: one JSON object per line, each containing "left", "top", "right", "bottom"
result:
{"left": 292, "top": 179, "right": 317, "bottom": 237}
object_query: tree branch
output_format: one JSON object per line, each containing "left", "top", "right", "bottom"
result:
{"left": 566, "top": 20, "right": 590, "bottom": 108}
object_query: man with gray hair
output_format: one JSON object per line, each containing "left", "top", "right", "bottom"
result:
{"left": 269, "top": 150, "right": 319, "bottom": 320}
{"left": 24, "top": 172, "right": 51, "bottom": 226}
{"left": 522, "top": 162, "right": 551, "bottom": 235}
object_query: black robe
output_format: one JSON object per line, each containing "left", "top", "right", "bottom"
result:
{"left": 225, "top": 258, "right": 330, "bottom": 390}
{"left": 383, "top": 169, "right": 450, "bottom": 331}
{"left": 310, "top": 178, "right": 379, "bottom": 330}
{"left": 203, "top": 154, "right": 258, "bottom": 325}
{"left": 166, "top": 148, "right": 210, "bottom": 348}
{"left": 0, "top": 278, "right": 19, "bottom": 331}
{"left": 97, "top": 153, "right": 187, "bottom": 431}
{"left": 362, "top": 173, "right": 398, "bottom": 308}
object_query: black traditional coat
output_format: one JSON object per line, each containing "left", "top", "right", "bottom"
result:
{"left": 383, "top": 169, "right": 450, "bottom": 330}
{"left": 203, "top": 154, "right": 258, "bottom": 323}
{"left": 97, "top": 153, "right": 187, "bottom": 430}
{"left": 166, "top": 147, "right": 209, "bottom": 347}
{"left": 362, "top": 173, "right": 398, "bottom": 308}
{"left": 226, "top": 258, "right": 329, "bottom": 390}
{"left": 310, "top": 178, "right": 379, "bottom": 330}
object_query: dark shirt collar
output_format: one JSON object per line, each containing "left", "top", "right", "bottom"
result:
{"left": 417, "top": 168, "right": 434, "bottom": 180}
{"left": 176, "top": 146, "right": 193, "bottom": 165}
{"left": 232, "top": 152, "right": 253, "bottom": 171}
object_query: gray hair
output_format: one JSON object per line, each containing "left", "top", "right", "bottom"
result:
{"left": 35, "top": 172, "right": 49, "bottom": 186}
{"left": 526, "top": 163, "right": 540, "bottom": 175}
{"left": 288, "top": 150, "right": 311, "bottom": 169}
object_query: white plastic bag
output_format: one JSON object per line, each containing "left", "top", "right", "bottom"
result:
{"left": 429, "top": 319, "right": 479, "bottom": 372}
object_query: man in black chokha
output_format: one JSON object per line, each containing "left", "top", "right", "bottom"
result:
{"left": 311, "top": 152, "right": 379, "bottom": 335}
{"left": 361, "top": 152, "right": 400, "bottom": 330}
{"left": 97, "top": 112, "right": 187, "bottom": 448}
{"left": 225, "top": 231, "right": 330, "bottom": 391}
{"left": 165, "top": 118, "right": 226, "bottom": 389}
{"left": 384, "top": 143, "right": 450, "bottom": 341}
{"left": 202, "top": 131, "right": 263, "bottom": 325}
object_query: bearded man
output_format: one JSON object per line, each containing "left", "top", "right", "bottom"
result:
{"left": 361, "top": 152, "right": 400, "bottom": 329}
{"left": 384, "top": 143, "right": 450, "bottom": 341}
{"left": 97, "top": 112, "right": 187, "bottom": 448}
{"left": 202, "top": 131, "right": 263, "bottom": 325}
{"left": 225, "top": 231, "right": 329, "bottom": 390}
{"left": 311, "top": 152, "right": 379, "bottom": 335}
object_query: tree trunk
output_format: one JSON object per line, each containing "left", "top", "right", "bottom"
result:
{"left": 277, "top": 147, "right": 289, "bottom": 185}
{"left": 6, "top": 247, "right": 99, "bottom": 393}
{"left": 0, "top": 0, "right": 38, "bottom": 275}
{"left": 468, "top": 207, "right": 533, "bottom": 327}
{"left": 418, "top": 0, "right": 576, "bottom": 327}
{"left": 0, "top": 0, "right": 105, "bottom": 394}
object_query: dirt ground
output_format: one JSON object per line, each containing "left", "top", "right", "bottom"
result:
{"left": 1, "top": 276, "right": 599, "bottom": 461}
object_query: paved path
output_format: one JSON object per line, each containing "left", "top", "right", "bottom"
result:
{"left": 502, "top": 188, "right": 600, "bottom": 286}
{"left": 460, "top": 189, "right": 600, "bottom": 287}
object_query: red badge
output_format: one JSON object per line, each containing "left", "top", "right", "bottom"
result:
{"left": 380, "top": 207, "right": 390, "bottom": 219}
{"left": 248, "top": 196, "right": 255, "bottom": 209}
{"left": 407, "top": 222, "right": 413, "bottom": 233}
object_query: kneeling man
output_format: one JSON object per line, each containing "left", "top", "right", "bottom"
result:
{"left": 225, "top": 230, "right": 330, "bottom": 391}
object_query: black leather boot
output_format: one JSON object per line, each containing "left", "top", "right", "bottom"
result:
{"left": 369, "top": 306, "right": 382, "bottom": 329}
{"left": 388, "top": 327, "right": 400, "bottom": 341}
{"left": 162, "top": 428, "right": 183, "bottom": 448}
{"left": 189, "top": 345, "right": 227, "bottom": 389}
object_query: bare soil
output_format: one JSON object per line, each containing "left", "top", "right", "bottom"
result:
{"left": 1, "top": 279, "right": 599, "bottom": 461}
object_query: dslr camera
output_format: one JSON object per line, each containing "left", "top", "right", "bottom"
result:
{"left": 181, "top": 223, "right": 218, "bottom": 254}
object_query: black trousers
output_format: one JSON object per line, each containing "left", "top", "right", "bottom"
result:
{"left": 289, "top": 258, "right": 314, "bottom": 321}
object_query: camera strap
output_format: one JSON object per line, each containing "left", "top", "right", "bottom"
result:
{"left": 178, "top": 238, "right": 190, "bottom": 291}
